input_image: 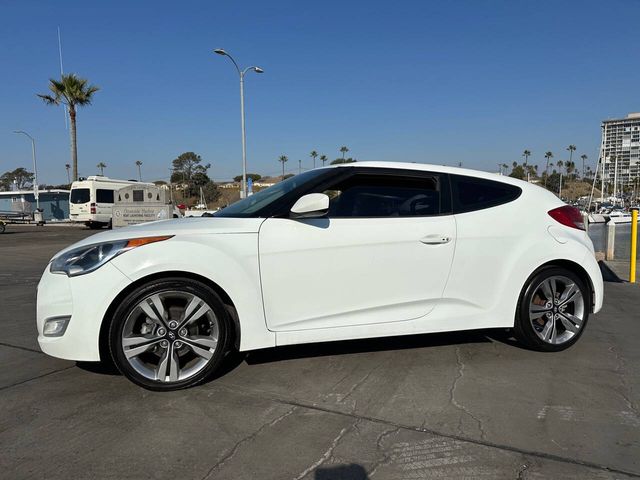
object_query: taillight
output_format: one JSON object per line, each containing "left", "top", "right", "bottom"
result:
{"left": 90, "top": 202, "right": 96, "bottom": 214}
{"left": 548, "top": 205, "right": 585, "bottom": 230}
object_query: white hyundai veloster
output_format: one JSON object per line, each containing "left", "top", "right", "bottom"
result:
{"left": 37, "top": 162, "right": 603, "bottom": 390}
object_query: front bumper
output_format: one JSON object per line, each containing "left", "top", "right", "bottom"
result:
{"left": 37, "top": 262, "right": 132, "bottom": 361}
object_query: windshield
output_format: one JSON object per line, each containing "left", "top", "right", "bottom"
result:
{"left": 215, "top": 169, "right": 329, "bottom": 217}
{"left": 70, "top": 188, "right": 90, "bottom": 204}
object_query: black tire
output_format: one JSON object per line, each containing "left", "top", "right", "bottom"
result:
{"left": 88, "top": 222, "right": 103, "bottom": 229}
{"left": 108, "top": 277, "right": 232, "bottom": 391}
{"left": 0, "top": 223, "right": 5, "bottom": 234}
{"left": 513, "top": 266, "right": 590, "bottom": 352}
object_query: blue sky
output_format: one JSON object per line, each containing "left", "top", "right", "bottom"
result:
{"left": 1, "top": 0, "right": 639, "bottom": 183}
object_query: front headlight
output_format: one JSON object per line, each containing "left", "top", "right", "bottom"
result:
{"left": 50, "top": 236, "right": 172, "bottom": 277}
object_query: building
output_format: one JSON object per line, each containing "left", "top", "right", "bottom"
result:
{"left": 600, "top": 112, "right": 640, "bottom": 184}
{"left": 0, "top": 189, "right": 70, "bottom": 221}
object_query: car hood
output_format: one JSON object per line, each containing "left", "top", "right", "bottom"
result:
{"left": 53, "top": 217, "right": 265, "bottom": 258}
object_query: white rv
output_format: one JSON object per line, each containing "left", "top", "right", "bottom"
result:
{"left": 69, "top": 176, "right": 153, "bottom": 228}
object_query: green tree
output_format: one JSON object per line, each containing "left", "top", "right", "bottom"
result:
{"left": 233, "top": 173, "right": 262, "bottom": 182}
{"left": 509, "top": 164, "right": 526, "bottom": 180}
{"left": 96, "top": 162, "right": 106, "bottom": 175}
{"left": 567, "top": 145, "right": 576, "bottom": 175}
{"left": 339, "top": 146, "right": 349, "bottom": 159}
{"left": 310, "top": 150, "right": 318, "bottom": 168}
{"left": 38, "top": 74, "right": 100, "bottom": 181}
{"left": 320, "top": 155, "right": 328, "bottom": 166}
{"left": 0, "top": 168, "right": 34, "bottom": 190}
{"left": 544, "top": 151, "right": 554, "bottom": 187}
{"left": 170, "top": 152, "right": 211, "bottom": 197}
{"left": 522, "top": 149, "right": 531, "bottom": 166}
{"left": 580, "top": 154, "right": 588, "bottom": 178}
{"left": 278, "top": 155, "right": 288, "bottom": 180}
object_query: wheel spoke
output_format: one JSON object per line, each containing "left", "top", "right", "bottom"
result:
{"left": 124, "top": 339, "right": 161, "bottom": 359}
{"left": 122, "top": 335, "right": 155, "bottom": 348}
{"left": 559, "top": 283, "right": 579, "bottom": 306}
{"left": 179, "top": 296, "right": 212, "bottom": 328}
{"left": 540, "top": 280, "right": 554, "bottom": 301}
{"left": 184, "top": 335, "right": 217, "bottom": 349}
{"left": 139, "top": 294, "right": 167, "bottom": 327}
{"left": 562, "top": 311, "right": 583, "bottom": 327}
{"left": 559, "top": 315, "right": 578, "bottom": 333}
{"left": 155, "top": 346, "right": 169, "bottom": 381}
{"left": 169, "top": 344, "right": 180, "bottom": 382}
{"left": 182, "top": 339, "right": 214, "bottom": 360}
{"left": 541, "top": 319, "right": 555, "bottom": 342}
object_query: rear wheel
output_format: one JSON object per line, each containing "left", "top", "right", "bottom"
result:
{"left": 108, "top": 278, "right": 231, "bottom": 390}
{"left": 514, "top": 266, "right": 589, "bottom": 351}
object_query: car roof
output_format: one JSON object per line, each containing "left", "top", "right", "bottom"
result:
{"left": 330, "top": 161, "right": 532, "bottom": 188}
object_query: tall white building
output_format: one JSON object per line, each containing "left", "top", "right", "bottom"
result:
{"left": 600, "top": 112, "right": 640, "bottom": 184}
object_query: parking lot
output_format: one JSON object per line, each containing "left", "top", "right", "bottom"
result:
{"left": 1, "top": 224, "right": 639, "bottom": 479}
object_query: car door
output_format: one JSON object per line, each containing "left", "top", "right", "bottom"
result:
{"left": 258, "top": 168, "right": 456, "bottom": 332}
{"left": 95, "top": 188, "right": 115, "bottom": 222}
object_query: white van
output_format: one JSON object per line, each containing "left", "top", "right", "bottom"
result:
{"left": 69, "top": 176, "right": 154, "bottom": 228}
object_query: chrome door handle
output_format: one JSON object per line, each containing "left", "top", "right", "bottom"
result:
{"left": 420, "top": 235, "right": 451, "bottom": 245}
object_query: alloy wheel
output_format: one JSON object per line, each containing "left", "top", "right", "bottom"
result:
{"left": 121, "top": 291, "right": 219, "bottom": 383}
{"left": 529, "top": 275, "right": 585, "bottom": 345}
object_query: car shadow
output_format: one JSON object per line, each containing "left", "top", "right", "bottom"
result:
{"left": 244, "top": 329, "right": 497, "bottom": 366}
{"left": 315, "top": 464, "right": 369, "bottom": 479}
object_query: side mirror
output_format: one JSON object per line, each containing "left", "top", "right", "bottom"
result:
{"left": 290, "top": 193, "right": 329, "bottom": 219}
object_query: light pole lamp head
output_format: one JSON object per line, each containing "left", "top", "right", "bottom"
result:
{"left": 213, "top": 49, "right": 227, "bottom": 56}
{"left": 253, "top": 67, "right": 264, "bottom": 74}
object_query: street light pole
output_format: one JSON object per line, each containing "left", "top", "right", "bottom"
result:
{"left": 213, "top": 49, "right": 263, "bottom": 199}
{"left": 14, "top": 130, "right": 39, "bottom": 210}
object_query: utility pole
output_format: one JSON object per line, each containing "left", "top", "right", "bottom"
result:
{"left": 298, "top": 159, "right": 302, "bottom": 174}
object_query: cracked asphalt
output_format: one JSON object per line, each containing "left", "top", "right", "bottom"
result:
{"left": 1, "top": 224, "right": 639, "bottom": 479}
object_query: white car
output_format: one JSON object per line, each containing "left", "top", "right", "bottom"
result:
{"left": 37, "top": 162, "right": 603, "bottom": 390}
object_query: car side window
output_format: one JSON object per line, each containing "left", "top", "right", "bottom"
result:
{"left": 450, "top": 174, "right": 521, "bottom": 213}
{"left": 321, "top": 173, "right": 445, "bottom": 218}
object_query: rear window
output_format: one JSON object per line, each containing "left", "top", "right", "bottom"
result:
{"left": 96, "top": 189, "right": 114, "bottom": 203}
{"left": 70, "top": 188, "right": 90, "bottom": 204}
{"left": 451, "top": 175, "right": 521, "bottom": 213}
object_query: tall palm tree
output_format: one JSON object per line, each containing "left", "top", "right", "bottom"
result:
{"left": 339, "top": 146, "right": 349, "bottom": 159}
{"left": 580, "top": 154, "right": 588, "bottom": 178}
{"left": 320, "top": 155, "right": 328, "bottom": 166}
{"left": 65, "top": 163, "right": 71, "bottom": 184}
{"left": 310, "top": 150, "right": 318, "bottom": 168}
{"left": 544, "top": 151, "right": 554, "bottom": 186}
{"left": 96, "top": 162, "right": 106, "bottom": 175}
{"left": 38, "top": 73, "right": 100, "bottom": 182}
{"left": 556, "top": 160, "right": 564, "bottom": 174}
{"left": 567, "top": 145, "right": 576, "bottom": 173}
{"left": 278, "top": 155, "right": 288, "bottom": 181}
{"left": 522, "top": 149, "right": 531, "bottom": 166}
{"left": 135, "top": 160, "right": 143, "bottom": 181}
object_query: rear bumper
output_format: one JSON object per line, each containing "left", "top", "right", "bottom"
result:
{"left": 37, "top": 263, "right": 132, "bottom": 361}
{"left": 582, "top": 251, "right": 604, "bottom": 314}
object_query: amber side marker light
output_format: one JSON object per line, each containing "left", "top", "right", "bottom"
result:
{"left": 126, "top": 236, "right": 174, "bottom": 248}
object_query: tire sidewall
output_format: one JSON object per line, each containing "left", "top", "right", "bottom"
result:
{"left": 108, "top": 277, "right": 230, "bottom": 391}
{"left": 515, "top": 266, "right": 590, "bottom": 352}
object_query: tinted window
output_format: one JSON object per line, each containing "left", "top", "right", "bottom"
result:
{"left": 132, "top": 190, "right": 144, "bottom": 202}
{"left": 451, "top": 175, "right": 521, "bottom": 213}
{"left": 323, "top": 173, "right": 445, "bottom": 217}
{"left": 70, "top": 188, "right": 90, "bottom": 204}
{"left": 96, "top": 189, "right": 114, "bottom": 203}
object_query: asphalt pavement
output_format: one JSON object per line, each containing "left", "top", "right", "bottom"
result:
{"left": 1, "top": 224, "right": 639, "bottom": 479}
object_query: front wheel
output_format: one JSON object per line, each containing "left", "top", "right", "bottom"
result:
{"left": 514, "top": 266, "right": 590, "bottom": 352}
{"left": 108, "top": 278, "right": 231, "bottom": 390}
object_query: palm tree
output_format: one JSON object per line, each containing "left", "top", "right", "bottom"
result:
{"left": 320, "top": 155, "right": 328, "bottom": 166}
{"left": 556, "top": 160, "right": 564, "bottom": 175}
{"left": 65, "top": 163, "right": 71, "bottom": 184}
{"left": 310, "top": 150, "right": 318, "bottom": 168}
{"left": 38, "top": 73, "right": 100, "bottom": 182}
{"left": 339, "top": 146, "right": 349, "bottom": 159}
{"left": 544, "top": 151, "right": 554, "bottom": 186}
{"left": 522, "top": 149, "right": 531, "bottom": 166}
{"left": 278, "top": 155, "right": 288, "bottom": 181}
{"left": 96, "top": 162, "right": 106, "bottom": 175}
{"left": 567, "top": 145, "right": 576, "bottom": 174}
{"left": 135, "top": 160, "right": 143, "bottom": 181}
{"left": 580, "top": 154, "right": 588, "bottom": 178}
